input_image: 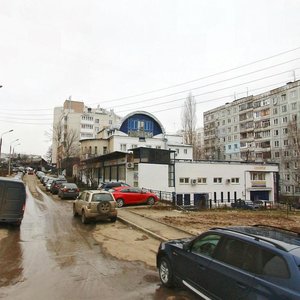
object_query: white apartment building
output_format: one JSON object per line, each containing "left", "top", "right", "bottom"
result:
{"left": 203, "top": 80, "right": 300, "bottom": 198}
{"left": 52, "top": 99, "right": 121, "bottom": 166}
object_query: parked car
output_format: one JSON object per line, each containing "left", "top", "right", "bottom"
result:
{"left": 50, "top": 179, "right": 67, "bottom": 194}
{"left": 157, "top": 225, "right": 300, "bottom": 299}
{"left": 45, "top": 178, "right": 55, "bottom": 191}
{"left": 253, "top": 199, "right": 272, "bottom": 209}
{"left": 98, "top": 181, "right": 130, "bottom": 191}
{"left": 111, "top": 187, "right": 159, "bottom": 207}
{"left": 27, "top": 168, "right": 34, "bottom": 175}
{"left": 73, "top": 190, "right": 117, "bottom": 224}
{"left": 0, "top": 177, "right": 27, "bottom": 226}
{"left": 231, "top": 199, "right": 254, "bottom": 210}
{"left": 58, "top": 183, "right": 80, "bottom": 199}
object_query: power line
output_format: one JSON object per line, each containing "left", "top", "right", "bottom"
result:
{"left": 115, "top": 69, "right": 299, "bottom": 114}
{"left": 88, "top": 46, "right": 300, "bottom": 104}
{"left": 96, "top": 57, "right": 300, "bottom": 110}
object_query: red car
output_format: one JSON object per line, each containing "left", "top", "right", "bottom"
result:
{"left": 111, "top": 187, "right": 159, "bottom": 207}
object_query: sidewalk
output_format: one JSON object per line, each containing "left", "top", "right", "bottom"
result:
{"left": 117, "top": 208, "right": 194, "bottom": 242}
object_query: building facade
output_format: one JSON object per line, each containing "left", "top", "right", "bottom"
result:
{"left": 52, "top": 99, "right": 121, "bottom": 172}
{"left": 77, "top": 111, "right": 279, "bottom": 207}
{"left": 203, "top": 80, "right": 300, "bottom": 199}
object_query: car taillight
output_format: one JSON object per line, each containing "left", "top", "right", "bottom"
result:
{"left": 63, "top": 188, "right": 68, "bottom": 192}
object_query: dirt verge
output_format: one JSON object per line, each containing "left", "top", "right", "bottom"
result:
{"left": 93, "top": 205, "right": 300, "bottom": 267}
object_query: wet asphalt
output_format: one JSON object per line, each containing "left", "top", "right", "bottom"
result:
{"left": 0, "top": 179, "right": 198, "bottom": 300}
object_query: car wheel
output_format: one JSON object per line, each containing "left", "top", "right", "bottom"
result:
{"left": 81, "top": 211, "right": 88, "bottom": 224}
{"left": 147, "top": 197, "right": 155, "bottom": 206}
{"left": 116, "top": 199, "right": 124, "bottom": 208}
{"left": 73, "top": 204, "right": 78, "bottom": 217}
{"left": 159, "top": 257, "right": 174, "bottom": 287}
{"left": 110, "top": 216, "right": 117, "bottom": 222}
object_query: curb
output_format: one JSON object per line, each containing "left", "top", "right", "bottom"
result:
{"left": 117, "top": 216, "right": 168, "bottom": 242}
{"left": 125, "top": 209, "right": 195, "bottom": 237}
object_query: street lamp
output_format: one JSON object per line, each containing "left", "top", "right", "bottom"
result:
{"left": 0, "top": 129, "right": 14, "bottom": 160}
{"left": 8, "top": 139, "right": 19, "bottom": 176}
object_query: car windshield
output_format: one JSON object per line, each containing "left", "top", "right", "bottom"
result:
{"left": 92, "top": 193, "right": 114, "bottom": 202}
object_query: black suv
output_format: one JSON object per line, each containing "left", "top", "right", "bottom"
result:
{"left": 157, "top": 225, "right": 300, "bottom": 299}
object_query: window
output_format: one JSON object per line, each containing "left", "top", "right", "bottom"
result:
{"left": 283, "top": 128, "right": 288, "bottom": 135}
{"left": 213, "top": 177, "right": 222, "bottom": 183}
{"left": 231, "top": 178, "right": 240, "bottom": 184}
{"left": 274, "top": 129, "right": 279, "bottom": 136}
{"left": 274, "top": 141, "right": 279, "bottom": 147}
{"left": 273, "top": 108, "right": 278, "bottom": 115}
{"left": 179, "top": 177, "right": 190, "bottom": 184}
{"left": 273, "top": 119, "right": 278, "bottom": 125}
{"left": 184, "top": 149, "right": 187, "bottom": 154}
{"left": 120, "top": 144, "right": 127, "bottom": 151}
{"left": 292, "top": 102, "right": 297, "bottom": 110}
{"left": 250, "top": 172, "right": 266, "bottom": 180}
{"left": 290, "top": 90, "right": 296, "bottom": 99}
{"left": 95, "top": 119, "right": 99, "bottom": 123}
{"left": 283, "top": 140, "right": 288, "bottom": 146}
{"left": 282, "top": 105, "right": 287, "bottom": 113}
{"left": 274, "top": 152, "right": 280, "bottom": 158}
{"left": 282, "top": 116, "right": 288, "bottom": 123}
{"left": 281, "top": 94, "right": 286, "bottom": 101}
{"left": 197, "top": 177, "right": 207, "bottom": 184}
{"left": 191, "top": 234, "right": 221, "bottom": 257}
{"left": 103, "top": 146, "right": 107, "bottom": 154}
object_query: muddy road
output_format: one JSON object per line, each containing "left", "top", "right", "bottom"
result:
{"left": 0, "top": 176, "right": 197, "bottom": 300}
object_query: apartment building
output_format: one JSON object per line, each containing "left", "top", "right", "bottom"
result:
{"left": 52, "top": 99, "right": 121, "bottom": 169}
{"left": 203, "top": 80, "right": 300, "bottom": 198}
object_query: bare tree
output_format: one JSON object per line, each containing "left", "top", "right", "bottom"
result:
{"left": 181, "top": 93, "right": 202, "bottom": 159}
{"left": 182, "top": 93, "right": 197, "bottom": 144}
{"left": 45, "top": 146, "right": 52, "bottom": 164}
{"left": 287, "top": 120, "right": 300, "bottom": 187}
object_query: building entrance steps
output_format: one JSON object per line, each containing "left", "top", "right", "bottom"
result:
{"left": 117, "top": 208, "right": 194, "bottom": 242}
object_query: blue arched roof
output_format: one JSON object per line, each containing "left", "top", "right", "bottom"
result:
{"left": 119, "top": 111, "right": 165, "bottom": 136}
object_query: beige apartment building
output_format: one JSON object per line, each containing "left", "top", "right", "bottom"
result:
{"left": 52, "top": 99, "right": 121, "bottom": 172}
{"left": 203, "top": 80, "right": 300, "bottom": 199}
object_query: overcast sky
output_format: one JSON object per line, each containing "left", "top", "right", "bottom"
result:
{"left": 1, "top": 0, "right": 300, "bottom": 157}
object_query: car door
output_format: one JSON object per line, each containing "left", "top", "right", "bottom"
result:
{"left": 172, "top": 234, "right": 222, "bottom": 299}
{"left": 206, "top": 237, "right": 256, "bottom": 299}
{"left": 123, "top": 188, "right": 140, "bottom": 204}
{"left": 77, "top": 191, "right": 87, "bottom": 212}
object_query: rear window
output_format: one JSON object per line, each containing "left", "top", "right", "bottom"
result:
{"left": 7, "top": 187, "right": 24, "bottom": 200}
{"left": 92, "top": 193, "right": 114, "bottom": 202}
{"left": 64, "top": 183, "right": 77, "bottom": 188}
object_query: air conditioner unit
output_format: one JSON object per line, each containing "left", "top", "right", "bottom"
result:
{"left": 126, "top": 162, "right": 134, "bottom": 169}
{"left": 191, "top": 179, "right": 197, "bottom": 185}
